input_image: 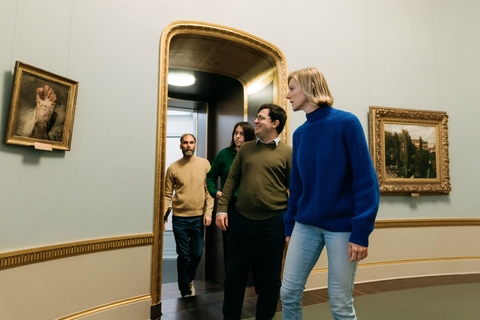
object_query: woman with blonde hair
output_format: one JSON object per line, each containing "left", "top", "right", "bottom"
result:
{"left": 280, "top": 67, "right": 380, "bottom": 319}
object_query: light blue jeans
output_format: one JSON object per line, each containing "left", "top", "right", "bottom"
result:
{"left": 280, "top": 222, "right": 358, "bottom": 320}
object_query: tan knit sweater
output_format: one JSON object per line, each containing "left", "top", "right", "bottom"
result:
{"left": 164, "top": 156, "right": 214, "bottom": 219}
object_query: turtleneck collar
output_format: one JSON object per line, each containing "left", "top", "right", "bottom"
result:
{"left": 306, "top": 106, "right": 333, "bottom": 123}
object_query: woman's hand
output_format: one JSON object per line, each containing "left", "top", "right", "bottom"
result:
{"left": 216, "top": 191, "right": 222, "bottom": 199}
{"left": 349, "top": 242, "right": 368, "bottom": 262}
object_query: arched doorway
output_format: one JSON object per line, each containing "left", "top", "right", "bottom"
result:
{"left": 151, "top": 21, "right": 288, "bottom": 316}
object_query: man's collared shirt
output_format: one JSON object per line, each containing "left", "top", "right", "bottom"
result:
{"left": 256, "top": 136, "right": 280, "bottom": 146}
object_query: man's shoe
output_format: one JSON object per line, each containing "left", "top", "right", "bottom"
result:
{"left": 182, "top": 294, "right": 191, "bottom": 298}
{"left": 189, "top": 281, "right": 195, "bottom": 296}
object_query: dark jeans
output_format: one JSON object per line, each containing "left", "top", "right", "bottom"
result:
{"left": 223, "top": 209, "right": 285, "bottom": 320}
{"left": 172, "top": 215, "right": 204, "bottom": 296}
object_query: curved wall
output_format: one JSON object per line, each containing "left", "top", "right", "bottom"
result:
{"left": 0, "top": 245, "right": 152, "bottom": 320}
{"left": 1, "top": 0, "right": 479, "bottom": 319}
{"left": 305, "top": 222, "right": 480, "bottom": 290}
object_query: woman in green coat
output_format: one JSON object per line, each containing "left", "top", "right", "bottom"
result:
{"left": 206, "top": 121, "right": 255, "bottom": 266}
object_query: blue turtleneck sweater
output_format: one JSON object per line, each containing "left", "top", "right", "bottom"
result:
{"left": 284, "top": 106, "right": 380, "bottom": 247}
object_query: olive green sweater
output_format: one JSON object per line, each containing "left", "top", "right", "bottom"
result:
{"left": 218, "top": 140, "right": 292, "bottom": 220}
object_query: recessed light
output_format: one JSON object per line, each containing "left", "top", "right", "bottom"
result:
{"left": 168, "top": 73, "right": 196, "bottom": 86}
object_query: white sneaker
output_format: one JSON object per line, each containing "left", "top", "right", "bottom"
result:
{"left": 189, "top": 281, "right": 195, "bottom": 296}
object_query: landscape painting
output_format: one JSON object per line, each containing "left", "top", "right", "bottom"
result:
{"left": 369, "top": 106, "right": 451, "bottom": 195}
{"left": 384, "top": 123, "right": 437, "bottom": 179}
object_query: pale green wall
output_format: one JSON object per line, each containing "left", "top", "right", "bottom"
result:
{"left": 1, "top": 0, "right": 479, "bottom": 253}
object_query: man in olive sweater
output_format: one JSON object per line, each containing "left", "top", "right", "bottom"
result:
{"left": 164, "top": 133, "right": 214, "bottom": 297}
{"left": 216, "top": 104, "right": 292, "bottom": 320}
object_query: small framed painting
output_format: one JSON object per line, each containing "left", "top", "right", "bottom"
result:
{"left": 4, "top": 61, "right": 79, "bottom": 151}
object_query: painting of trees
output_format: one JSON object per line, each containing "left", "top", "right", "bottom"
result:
{"left": 369, "top": 106, "right": 450, "bottom": 195}
{"left": 384, "top": 124, "right": 436, "bottom": 179}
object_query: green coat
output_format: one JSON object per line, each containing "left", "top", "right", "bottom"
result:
{"left": 206, "top": 146, "right": 238, "bottom": 198}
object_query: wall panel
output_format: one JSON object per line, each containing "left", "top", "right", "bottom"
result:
{"left": 305, "top": 225, "right": 480, "bottom": 290}
{"left": 0, "top": 246, "right": 151, "bottom": 320}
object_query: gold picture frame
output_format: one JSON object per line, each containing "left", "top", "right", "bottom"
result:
{"left": 369, "top": 106, "right": 451, "bottom": 195}
{"left": 5, "top": 61, "right": 79, "bottom": 151}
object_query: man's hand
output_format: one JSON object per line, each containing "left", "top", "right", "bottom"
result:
{"left": 216, "top": 214, "right": 228, "bottom": 231}
{"left": 216, "top": 191, "right": 222, "bottom": 199}
{"left": 349, "top": 242, "right": 368, "bottom": 262}
{"left": 203, "top": 215, "right": 212, "bottom": 227}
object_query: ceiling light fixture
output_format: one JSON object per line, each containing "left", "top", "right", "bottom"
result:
{"left": 168, "top": 73, "right": 196, "bottom": 86}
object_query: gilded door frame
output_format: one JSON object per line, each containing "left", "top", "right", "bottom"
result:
{"left": 152, "top": 20, "right": 288, "bottom": 305}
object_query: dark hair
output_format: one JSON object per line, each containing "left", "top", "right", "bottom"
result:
{"left": 229, "top": 122, "right": 255, "bottom": 148}
{"left": 258, "top": 104, "right": 287, "bottom": 134}
{"left": 180, "top": 133, "right": 196, "bottom": 143}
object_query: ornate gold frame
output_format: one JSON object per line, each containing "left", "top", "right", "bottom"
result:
{"left": 5, "top": 61, "right": 79, "bottom": 151}
{"left": 152, "top": 21, "right": 289, "bottom": 306}
{"left": 369, "top": 106, "right": 451, "bottom": 195}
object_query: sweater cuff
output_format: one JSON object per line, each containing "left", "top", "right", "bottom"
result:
{"left": 284, "top": 222, "right": 294, "bottom": 237}
{"left": 349, "top": 227, "right": 372, "bottom": 247}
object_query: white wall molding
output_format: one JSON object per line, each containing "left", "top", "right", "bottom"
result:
{"left": 58, "top": 294, "right": 151, "bottom": 320}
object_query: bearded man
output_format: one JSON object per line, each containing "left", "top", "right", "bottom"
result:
{"left": 164, "top": 133, "right": 214, "bottom": 297}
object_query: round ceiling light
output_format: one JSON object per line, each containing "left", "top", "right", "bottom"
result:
{"left": 168, "top": 73, "right": 196, "bottom": 86}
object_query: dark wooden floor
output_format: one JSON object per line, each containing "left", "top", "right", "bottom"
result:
{"left": 158, "top": 273, "right": 480, "bottom": 319}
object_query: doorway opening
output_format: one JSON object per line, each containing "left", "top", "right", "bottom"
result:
{"left": 152, "top": 21, "right": 288, "bottom": 312}
{"left": 162, "top": 72, "right": 243, "bottom": 290}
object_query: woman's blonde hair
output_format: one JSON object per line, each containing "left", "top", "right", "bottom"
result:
{"left": 288, "top": 67, "right": 334, "bottom": 107}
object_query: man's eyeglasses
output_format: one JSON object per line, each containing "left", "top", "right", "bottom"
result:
{"left": 253, "top": 115, "right": 270, "bottom": 122}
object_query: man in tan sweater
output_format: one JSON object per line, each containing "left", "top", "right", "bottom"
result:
{"left": 164, "top": 133, "right": 214, "bottom": 297}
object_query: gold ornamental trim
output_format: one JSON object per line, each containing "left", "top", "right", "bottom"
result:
{"left": 1, "top": 220, "right": 477, "bottom": 270}
{"left": 57, "top": 294, "right": 151, "bottom": 320}
{"left": 375, "top": 218, "right": 480, "bottom": 228}
{"left": 312, "top": 256, "right": 480, "bottom": 273}
{"left": 0, "top": 234, "right": 154, "bottom": 270}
